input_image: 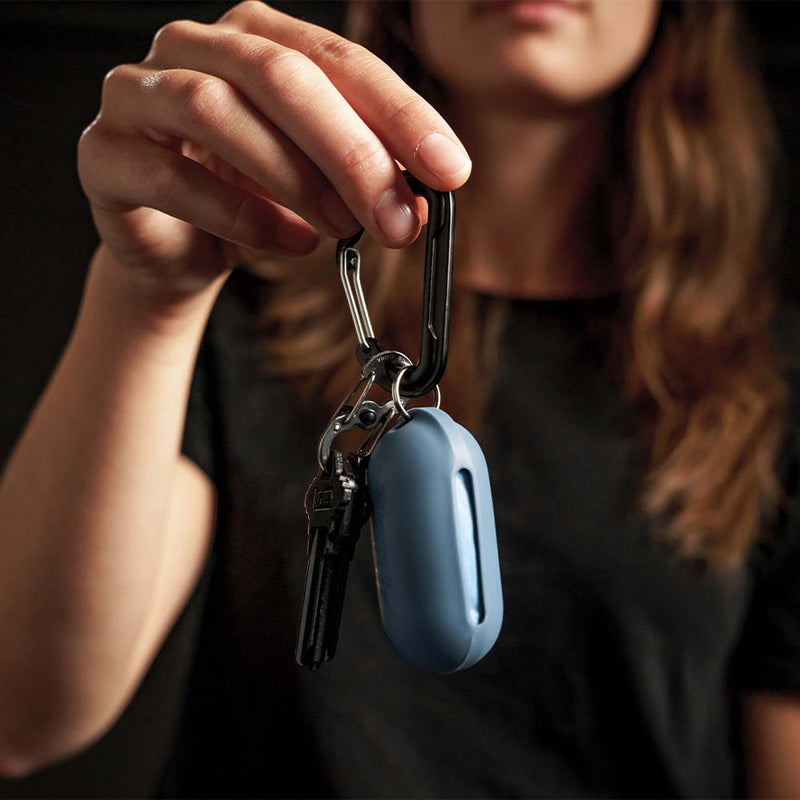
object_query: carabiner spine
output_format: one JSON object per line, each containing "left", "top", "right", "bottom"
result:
{"left": 402, "top": 172, "right": 455, "bottom": 397}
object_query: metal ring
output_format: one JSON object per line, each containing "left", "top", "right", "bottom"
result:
{"left": 391, "top": 366, "right": 442, "bottom": 421}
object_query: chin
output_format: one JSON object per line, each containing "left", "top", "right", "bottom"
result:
{"left": 468, "top": 43, "right": 626, "bottom": 108}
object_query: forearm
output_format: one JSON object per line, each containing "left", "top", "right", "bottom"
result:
{"left": 741, "top": 690, "right": 800, "bottom": 799}
{"left": 0, "top": 244, "right": 227, "bottom": 767}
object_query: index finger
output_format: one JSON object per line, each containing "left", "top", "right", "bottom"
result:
{"left": 218, "top": 2, "right": 472, "bottom": 191}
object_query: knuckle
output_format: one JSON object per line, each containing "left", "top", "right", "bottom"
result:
{"left": 77, "top": 122, "right": 120, "bottom": 201}
{"left": 220, "top": 0, "right": 272, "bottom": 28}
{"left": 338, "top": 138, "right": 389, "bottom": 178}
{"left": 308, "top": 34, "right": 364, "bottom": 67}
{"left": 254, "top": 48, "right": 314, "bottom": 99}
{"left": 150, "top": 19, "right": 198, "bottom": 53}
{"left": 384, "top": 94, "right": 430, "bottom": 130}
{"left": 100, "top": 63, "right": 138, "bottom": 101}
{"left": 76, "top": 119, "right": 103, "bottom": 183}
{"left": 177, "top": 75, "right": 234, "bottom": 126}
{"left": 238, "top": 0, "right": 270, "bottom": 15}
{"left": 77, "top": 117, "right": 102, "bottom": 155}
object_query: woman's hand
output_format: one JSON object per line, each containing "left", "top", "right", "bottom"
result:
{"left": 77, "top": 0, "right": 472, "bottom": 302}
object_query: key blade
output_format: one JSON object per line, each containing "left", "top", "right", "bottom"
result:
{"left": 296, "top": 525, "right": 327, "bottom": 668}
{"left": 295, "top": 527, "right": 354, "bottom": 668}
{"left": 295, "top": 450, "right": 371, "bottom": 669}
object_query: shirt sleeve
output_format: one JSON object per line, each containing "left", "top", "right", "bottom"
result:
{"left": 180, "top": 334, "right": 218, "bottom": 485}
{"left": 730, "top": 434, "right": 800, "bottom": 694}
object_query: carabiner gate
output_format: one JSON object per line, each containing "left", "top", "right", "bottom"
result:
{"left": 337, "top": 170, "right": 455, "bottom": 398}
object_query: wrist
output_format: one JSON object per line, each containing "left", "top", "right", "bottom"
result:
{"left": 85, "top": 243, "right": 231, "bottom": 340}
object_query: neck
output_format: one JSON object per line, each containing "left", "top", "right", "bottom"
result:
{"left": 446, "top": 98, "right": 615, "bottom": 299}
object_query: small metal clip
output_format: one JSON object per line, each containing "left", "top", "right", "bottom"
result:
{"left": 316, "top": 372, "right": 401, "bottom": 471}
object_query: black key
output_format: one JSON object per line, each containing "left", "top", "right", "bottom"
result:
{"left": 296, "top": 450, "right": 371, "bottom": 668}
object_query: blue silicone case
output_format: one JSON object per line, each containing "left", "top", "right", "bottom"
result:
{"left": 367, "top": 408, "right": 503, "bottom": 672}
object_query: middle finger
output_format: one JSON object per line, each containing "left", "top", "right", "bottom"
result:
{"left": 147, "top": 20, "right": 422, "bottom": 247}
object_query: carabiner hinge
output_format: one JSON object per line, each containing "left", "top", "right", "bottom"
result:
{"left": 316, "top": 372, "right": 401, "bottom": 470}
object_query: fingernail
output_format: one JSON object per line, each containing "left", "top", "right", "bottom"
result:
{"left": 275, "top": 220, "right": 319, "bottom": 254}
{"left": 416, "top": 132, "right": 471, "bottom": 180}
{"left": 320, "top": 189, "right": 360, "bottom": 237}
{"left": 374, "top": 188, "right": 418, "bottom": 243}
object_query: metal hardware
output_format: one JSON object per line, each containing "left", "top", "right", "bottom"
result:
{"left": 391, "top": 365, "right": 443, "bottom": 421}
{"left": 336, "top": 170, "right": 455, "bottom": 398}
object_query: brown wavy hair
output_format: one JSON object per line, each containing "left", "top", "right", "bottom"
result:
{"left": 242, "top": 0, "right": 789, "bottom": 572}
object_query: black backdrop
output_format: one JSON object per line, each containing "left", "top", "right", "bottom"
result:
{"left": 0, "top": 2, "right": 798, "bottom": 797}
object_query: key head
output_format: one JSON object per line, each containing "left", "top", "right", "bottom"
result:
{"left": 304, "top": 451, "right": 357, "bottom": 532}
{"left": 304, "top": 451, "right": 364, "bottom": 557}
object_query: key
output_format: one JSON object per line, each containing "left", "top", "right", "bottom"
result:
{"left": 296, "top": 449, "right": 371, "bottom": 668}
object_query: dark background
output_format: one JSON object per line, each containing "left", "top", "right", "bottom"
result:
{"left": 0, "top": 1, "right": 798, "bottom": 797}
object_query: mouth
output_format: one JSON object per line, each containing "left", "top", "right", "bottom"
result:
{"left": 474, "top": 0, "right": 588, "bottom": 25}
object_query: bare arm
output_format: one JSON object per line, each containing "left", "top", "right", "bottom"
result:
{"left": 0, "top": 0, "right": 470, "bottom": 777}
{"left": 0, "top": 245, "right": 224, "bottom": 776}
{"left": 740, "top": 690, "right": 800, "bottom": 798}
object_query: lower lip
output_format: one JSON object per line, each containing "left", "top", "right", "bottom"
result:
{"left": 481, "top": 0, "right": 581, "bottom": 25}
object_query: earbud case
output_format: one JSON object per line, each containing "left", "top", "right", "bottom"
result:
{"left": 367, "top": 407, "right": 503, "bottom": 672}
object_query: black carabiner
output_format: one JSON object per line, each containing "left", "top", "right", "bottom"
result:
{"left": 336, "top": 170, "right": 455, "bottom": 398}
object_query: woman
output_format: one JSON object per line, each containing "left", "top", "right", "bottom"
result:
{"left": 0, "top": 0, "right": 798, "bottom": 796}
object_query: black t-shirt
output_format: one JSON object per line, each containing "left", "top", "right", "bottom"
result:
{"left": 138, "top": 267, "right": 800, "bottom": 799}
{"left": 20, "top": 268, "right": 798, "bottom": 800}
